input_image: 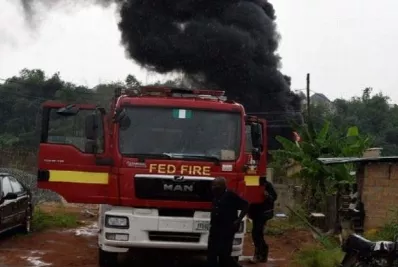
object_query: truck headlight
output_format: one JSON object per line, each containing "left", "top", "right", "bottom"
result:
{"left": 105, "top": 215, "right": 129, "bottom": 228}
{"left": 233, "top": 238, "right": 243, "bottom": 245}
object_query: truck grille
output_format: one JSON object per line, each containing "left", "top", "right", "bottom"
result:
{"left": 148, "top": 231, "right": 201, "bottom": 243}
{"left": 134, "top": 175, "right": 213, "bottom": 202}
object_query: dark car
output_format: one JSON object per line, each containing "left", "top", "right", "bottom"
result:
{"left": 0, "top": 172, "right": 33, "bottom": 235}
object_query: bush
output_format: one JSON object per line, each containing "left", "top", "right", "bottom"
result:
{"left": 291, "top": 209, "right": 398, "bottom": 267}
{"left": 32, "top": 207, "right": 79, "bottom": 232}
{"left": 290, "top": 245, "right": 343, "bottom": 267}
{"left": 365, "top": 209, "right": 398, "bottom": 241}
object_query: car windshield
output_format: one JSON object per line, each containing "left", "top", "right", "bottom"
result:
{"left": 118, "top": 106, "right": 242, "bottom": 161}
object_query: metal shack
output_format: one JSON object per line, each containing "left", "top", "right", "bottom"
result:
{"left": 319, "top": 155, "right": 398, "bottom": 230}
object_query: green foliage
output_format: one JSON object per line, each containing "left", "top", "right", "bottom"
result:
{"left": 32, "top": 207, "right": 79, "bottom": 231}
{"left": 309, "top": 88, "right": 397, "bottom": 155}
{"left": 271, "top": 120, "right": 370, "bottom": 202}
{"left": 245, "top": 217, "right": 304, "bottom": 236}
{"left": 0, "top": 69, "right": 183, "bottom": 149}
{"left": 292, "top": 209, "right": 398, "bottom": 267}
{"left": 1, "top": 69, "right": 397, "bottom": 158}
{"left": 290, "top": 245, "right": 343, "bottom": 267}
{"left": 365, "top": 209, "right": 398, "bottom": 241}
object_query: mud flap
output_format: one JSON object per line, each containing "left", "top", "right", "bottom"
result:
{"left": 37, "top": 101, "right": 114, "bottom": 204}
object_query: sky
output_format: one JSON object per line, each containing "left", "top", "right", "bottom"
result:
{"left": 1, "top": 0, "right": 398, "bottom": 102}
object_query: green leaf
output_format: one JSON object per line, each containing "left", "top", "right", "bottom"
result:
{"left": 347, "top": 126, "right": 359, "bottom": 137}
{"left": 275, "top": 136, "right": 300, "bottom": 152}
{"left": 316, "top": 121, "right": 330, "bottom": 143}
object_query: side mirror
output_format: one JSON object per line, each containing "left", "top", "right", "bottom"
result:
{"left": 3, "top": 192, "right": 18, "bottom": 200}
{"left": 113, "top": 108, "right": 126, "bottom": 123}
{"left": 85, "top": 113, "right": 98, "bottom": 140}
{"left": 251, "top": 123, "right": 262, "bottom": 149}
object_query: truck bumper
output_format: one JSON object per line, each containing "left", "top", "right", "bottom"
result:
{"left": 98, "top": 206, "right": 245, "bottom": 257}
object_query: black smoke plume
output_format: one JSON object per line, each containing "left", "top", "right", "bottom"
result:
{"left": 18, "top": 0, "right": 302, "bottom": 148}
{"left": 117, "top": 0, "right": 299, "bottom": 113}
{"left": 116, "top": 0, "right": 302, "bottom": 148}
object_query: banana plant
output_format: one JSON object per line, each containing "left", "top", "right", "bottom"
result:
{"left": 270, "top": 121, "right": 371, "bottom": 209}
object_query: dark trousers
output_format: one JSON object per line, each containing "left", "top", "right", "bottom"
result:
{"left": 207, "top": 229, "right": 241, "bottom": 267}
{"left": 251, "top": 214, "right": 269, "bottom": 260}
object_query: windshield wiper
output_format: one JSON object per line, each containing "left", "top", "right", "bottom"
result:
{"left": 169, "top": 154, "right": 220, "bottom": 165}
{"left": 124, "top": 153, "right": 172, "bottom": 160}
{"left": 124, "top": 153, "right": 220, "bottom": 165}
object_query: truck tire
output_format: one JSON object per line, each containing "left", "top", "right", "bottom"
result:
{"left": 98, "top": 248, "right": 118, "bottom": 267}
{"left": 233, "top": 256, "right": 240, "bottom": 262}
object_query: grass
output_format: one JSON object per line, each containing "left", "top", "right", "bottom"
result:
{"left": 32, "top": 205, "right": 80, "bottom": 232}
{"left": 290, "top": 208, "right": 398, "bottom": 267}
{"left": 246, "top": 209, "right": 306, "bottom": 236}
{"left": 246, "top": 217, "right": 304, "bottom": 236}
{"left": 267, "top": 218, "right": 305, "bottom": 236}
{"left": 284, "top": 205, "right": 344, "bottom": 267}
{"left": 364, "top": 209, "right": 398, "bottom": 241}
{"left": 290, "top": 244, "right": 344, "bottom": 267}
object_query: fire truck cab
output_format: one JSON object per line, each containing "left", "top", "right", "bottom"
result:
{"left": 37, "top": 86, "right": 267, "bottom": 266}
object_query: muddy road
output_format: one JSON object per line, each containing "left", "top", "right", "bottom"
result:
{"left": 0, "top": 204, "right": 313, "bottom": 267}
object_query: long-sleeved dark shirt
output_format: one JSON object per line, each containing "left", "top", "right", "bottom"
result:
{"left": 249, "top": 179, "right": 278, "bottom": 218}
{"left": 210, "top": 190, "right": 249, "bottom": 233}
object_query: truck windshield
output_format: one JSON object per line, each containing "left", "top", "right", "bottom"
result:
{"left": 118, "top": 107, "right": 242, "bottom": 161}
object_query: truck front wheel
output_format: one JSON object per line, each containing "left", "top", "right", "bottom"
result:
{"left": 98, "top": 248, "right": 118, "bottom": 267}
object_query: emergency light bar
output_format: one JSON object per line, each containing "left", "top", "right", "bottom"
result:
{"left": 124, "top": 86, "right": 227, "bottom": 101}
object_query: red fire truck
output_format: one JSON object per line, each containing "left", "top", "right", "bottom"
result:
{"left": 37, "top": 86, "right": 267, "bottom": 266}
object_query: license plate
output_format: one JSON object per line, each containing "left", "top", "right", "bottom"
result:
{"left": 159, "top": 219, "right": 190, "bottom": 231}
{"left": 195, "top": 221, "right": 210, "bottom": 231}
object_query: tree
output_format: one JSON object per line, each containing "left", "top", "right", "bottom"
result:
{"left": 270, "top": 121, "right": 371, "bottom": 211}
{"left": 0, "top": 69, "right": 182, "bottom": 149}
{"left": 306, "top": 88, "right": 398, "bottom": 155}
{"left": 125, "top": 74, "right": 140, "bottom": 87}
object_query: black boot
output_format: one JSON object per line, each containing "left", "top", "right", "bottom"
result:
{"left": 258, "top": 246, "right": 268, "bottom": 262}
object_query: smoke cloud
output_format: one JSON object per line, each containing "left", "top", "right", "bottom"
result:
{"left": 116, "top": 0, "right": 300, "bottom": 114}
{"left": 18, "top": 0, "right": 301, "bottom": 116}
{"left": 18, "top": 0, "right": 115, "bottom": 26}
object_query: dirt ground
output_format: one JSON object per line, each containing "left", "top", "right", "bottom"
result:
{"left": 0, "top": 204, "right": 314, "bottom": 267}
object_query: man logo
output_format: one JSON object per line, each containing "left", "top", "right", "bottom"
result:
{"left": 163, "top": 176, "right": 194, "bottom": 192}
{"left": 163, "top": 184, "right": 194, "bottom": 192}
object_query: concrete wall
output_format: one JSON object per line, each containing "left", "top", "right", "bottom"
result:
{"left": 361, "top": 162, "right": 398, "bottom": 229}
{"left": 273, "top": 184, "right": 299, "bottom": 214}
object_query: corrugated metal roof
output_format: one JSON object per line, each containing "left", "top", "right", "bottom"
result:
{"left": 317, "top": 156, "right": 398, "bottom": 165}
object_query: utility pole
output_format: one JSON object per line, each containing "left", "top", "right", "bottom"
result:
{"left": 306, "top": 73, "right": 311, "bottom": 119}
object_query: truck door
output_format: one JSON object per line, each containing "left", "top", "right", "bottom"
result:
{"left": 243, "top": 118, "right": 267, "bottom": 204}
{"left": 37, "top": 101, "right": 112, "bottom": 204}
{"left": 257, "top": 118, "right": 267, "bottom": 176}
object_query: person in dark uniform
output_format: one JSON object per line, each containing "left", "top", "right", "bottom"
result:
{"left": 207, "top": 177, "right": 249, "bottom": 267}
{"left": 248, "top": 177, "right": 277, "bottom": 263}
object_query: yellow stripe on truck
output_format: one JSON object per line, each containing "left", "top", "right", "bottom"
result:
{"left": 48, "top": 170, "right": 109, "bottom": 184}
{"left": 244, "top": 175, "right": 260, "bottom": 186}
